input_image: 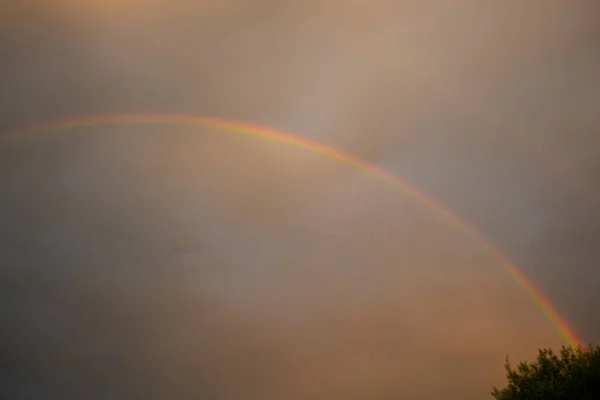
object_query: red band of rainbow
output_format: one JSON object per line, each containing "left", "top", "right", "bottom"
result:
{"left": 1, "top": 112, "right": 584, "bottom": 348}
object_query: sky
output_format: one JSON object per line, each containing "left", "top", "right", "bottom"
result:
{"left": 1, "top": 1, "right": 599, "bottom": 399}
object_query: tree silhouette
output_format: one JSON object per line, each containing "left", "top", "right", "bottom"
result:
{"left": 491, "top": 344, "right": 600, "bottom": 399}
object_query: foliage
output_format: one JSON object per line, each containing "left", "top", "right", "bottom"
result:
{"left": 491, "top": 344, "right": 600, "bottom": 400}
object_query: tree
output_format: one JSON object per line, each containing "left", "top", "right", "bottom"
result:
{"left": 491, "top": 344, "right": 600, "bottom": 400}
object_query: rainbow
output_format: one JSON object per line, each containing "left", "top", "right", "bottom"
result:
{"left": 1, "top": 112, "right": 584, "bottom": 348}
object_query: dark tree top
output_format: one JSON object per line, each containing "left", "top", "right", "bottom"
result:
{"left": 491, "top": 345, "right": 600, "bottom": 400}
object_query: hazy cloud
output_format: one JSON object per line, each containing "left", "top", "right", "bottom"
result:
{"left": 1, "top": 1, "right": 599, "bottom": 398}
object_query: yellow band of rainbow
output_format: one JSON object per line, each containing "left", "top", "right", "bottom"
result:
{"left": 1, "top": 112, "right": 584, "bottom": 348}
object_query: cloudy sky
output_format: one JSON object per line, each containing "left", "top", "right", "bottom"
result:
{"left": 1, "top": 1, "right": 599, "bottom": 399}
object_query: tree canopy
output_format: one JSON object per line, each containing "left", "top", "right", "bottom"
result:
{"left": 491, "top": 344, "right": 600, "bottom": 400}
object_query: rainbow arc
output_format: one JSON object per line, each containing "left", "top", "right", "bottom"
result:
{"left": 1, "top": 112, "right": 584, "bottom": 348}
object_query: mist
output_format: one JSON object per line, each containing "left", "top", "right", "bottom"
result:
{"left": 1, "top": 1, "right": 599, "bottom": 399}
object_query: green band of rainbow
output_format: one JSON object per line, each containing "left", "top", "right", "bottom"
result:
{"left": 1, "top": 112, "right": 584, "bottom": 348}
